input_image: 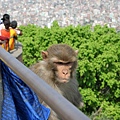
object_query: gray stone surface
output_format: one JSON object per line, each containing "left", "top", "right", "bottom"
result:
{"left": 0, "top": 0, "right": 120, "bottom": 30}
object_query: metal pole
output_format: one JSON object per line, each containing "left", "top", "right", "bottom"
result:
{"left": 0, "top": 47, "right": 90, "bottom": 120}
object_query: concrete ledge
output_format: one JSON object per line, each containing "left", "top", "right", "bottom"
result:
{"left": 9, "top": 42, "right": 22, "bottom": 60}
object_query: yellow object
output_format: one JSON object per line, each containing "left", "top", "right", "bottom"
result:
{"left": 9, "top": 28, "right": 17, "bottom": 50}
{"left": 0, "top": 41, "right": 6, "bottom": 49}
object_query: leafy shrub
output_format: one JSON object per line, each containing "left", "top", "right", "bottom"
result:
{"left": 18, "top": 21, "right": 120, "bottom": 119}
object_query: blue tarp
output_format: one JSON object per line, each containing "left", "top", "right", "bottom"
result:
{"left": 1, "top": 61, "right": 50, "bottom": 120}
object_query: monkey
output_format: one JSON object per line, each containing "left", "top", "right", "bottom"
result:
{"left": 30, "top": 44, "right": 84, "bottom": 120}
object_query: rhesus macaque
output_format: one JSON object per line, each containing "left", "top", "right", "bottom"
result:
{"left": 30, "top": 44, "right": 83, "bottom": 120}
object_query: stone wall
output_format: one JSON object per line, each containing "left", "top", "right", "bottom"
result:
{"left": 0, "top": 0, "right": 120, "bottom": 30}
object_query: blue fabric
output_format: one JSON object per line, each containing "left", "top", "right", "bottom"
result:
{"left": 1, "top": 61, "right": 50, "bottom": 120}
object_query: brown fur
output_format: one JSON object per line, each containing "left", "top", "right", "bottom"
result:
{"left": 30, "top": 44, "right": 83, "bottom": 120}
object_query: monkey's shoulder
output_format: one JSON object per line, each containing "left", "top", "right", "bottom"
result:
{"left": 30, "top": 61, "right": 48, "bottom": 73}
{"left": 30, "top": 61, "right": 53, "bottom": 80}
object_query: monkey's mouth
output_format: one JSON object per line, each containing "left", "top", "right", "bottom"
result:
{"left": 57, "top": 78, "right": 70, "bottom": 83}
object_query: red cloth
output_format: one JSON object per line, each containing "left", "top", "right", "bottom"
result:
{"left": 0, "top": 29, "right": 10, "bottom": 51}
{"left": 1, "top": 29, "right": 10, "bottom": 38}
{"left": 0, "top": 36, "right": 9, "bottom": 41}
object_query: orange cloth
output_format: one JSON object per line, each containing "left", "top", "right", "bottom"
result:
{"left": 0, "top": 36, "right": 9, "bottom": 49}
{"left": 1, "top": 29, "right": 10, "bottom": 51}
{"left": 9, "top": 28, "right": 17, "bottom": 50}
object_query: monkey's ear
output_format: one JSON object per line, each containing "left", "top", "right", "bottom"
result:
{"left": 75, "top": 50, "right": 79, "bottom": 55}
{"left": 41, "top": 51, "right": 48, "bottom": 59}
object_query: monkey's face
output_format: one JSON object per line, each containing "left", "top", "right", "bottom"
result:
{"left": 53, "top": 61, "right": 74, "bottom": 83}
{"left": 41, "top": 44, "right": 78, "bottom": 83}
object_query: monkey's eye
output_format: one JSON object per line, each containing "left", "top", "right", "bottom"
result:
{"left": 54, "top": 62, "right": 64, "bottom": 65}
{"left": 54, "top": 62, "right": 73, "bottom": 66}
{"left": 65, "top": 62, "right": 72, "bottom": 65}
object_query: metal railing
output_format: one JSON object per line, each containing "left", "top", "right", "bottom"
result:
{"left": 0, "top": 47, "right": 90, "bottom": 120}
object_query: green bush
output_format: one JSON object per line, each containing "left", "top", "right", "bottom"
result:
{"left": 18, "top": 21, "right": 120, "bottom": 119}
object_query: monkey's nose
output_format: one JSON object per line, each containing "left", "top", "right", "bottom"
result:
{"left": 62, "top": 69, "right": 68, "bottom": 75}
